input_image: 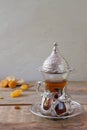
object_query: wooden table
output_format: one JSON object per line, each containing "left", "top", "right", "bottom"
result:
{"left": 0, "top": 81, "right": 87, "bottom": 130}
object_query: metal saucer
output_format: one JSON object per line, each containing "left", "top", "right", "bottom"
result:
{"left": 29, "top": 101, "right": 84, "bottom": 119}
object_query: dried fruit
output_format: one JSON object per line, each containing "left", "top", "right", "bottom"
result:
{"left": 11, "top": 89, "right": 22, "bottom": 98}
{"left": 6, "top": 76, "right": 16, "bottom": 81}
{"left": 14, "top": 105, "right": 21, "bottom": 109}
{"left": 0, "top": 80, "right": 9, "bottom": 88}
{"left": 20, "top": 84, "right": 28, "bottom": 91}
{"left": 17, "top": 79, "right": 24, "bottom": 86}
{"left": 8, "top": 80, "right": 17, "bottom": 88}
{"left": 0, "top": 76, "right": 27, "bottom": 89}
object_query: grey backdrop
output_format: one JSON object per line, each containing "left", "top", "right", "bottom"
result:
{"left": 0, "top": 0, "right": 87, "bottom": 81}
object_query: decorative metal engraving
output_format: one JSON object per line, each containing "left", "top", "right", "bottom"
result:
{"left": 42, "top": 42, "right": 69, "bottom": 74}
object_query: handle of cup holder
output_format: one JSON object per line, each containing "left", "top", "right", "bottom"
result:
{"left": 36, "top": 81, "right": 43, "bottom": 96}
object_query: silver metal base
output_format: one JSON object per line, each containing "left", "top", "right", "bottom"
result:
{"left": 30, "top": 101, "right": 84, "bottom": 119}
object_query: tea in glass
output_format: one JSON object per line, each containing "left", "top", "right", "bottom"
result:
{"left": 45, "top": 80, "right": 67, "bottom": 92}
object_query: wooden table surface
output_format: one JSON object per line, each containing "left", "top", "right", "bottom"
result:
{"left": 0, "top": 81, "right": 87, "bottom": 130}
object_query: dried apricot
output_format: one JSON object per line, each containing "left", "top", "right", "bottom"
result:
{"left": 20, "top": 84, "right": 28, "bottom": 91}
{"left": 0, "top": 80, "right": 9, "bottom": 88}
{"left": 8, "top": 80, "right": 17, "bottom": 88}
{"left": 11, "top": 89, "right": 22, "bottom": 98}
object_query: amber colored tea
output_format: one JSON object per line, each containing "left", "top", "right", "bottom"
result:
{"left": 45, "top": 80, "right": 67, "bottom": 92}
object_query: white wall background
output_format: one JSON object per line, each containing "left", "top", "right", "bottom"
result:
{"left": 0, "top": 0, "right": 87, "bottom": 81}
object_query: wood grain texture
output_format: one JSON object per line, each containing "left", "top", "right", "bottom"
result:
{"left": 0, "top": 81, "right": 86, "bottom": 105}
{"left": 0, "top": 81, "right": 86, "bottom": 130}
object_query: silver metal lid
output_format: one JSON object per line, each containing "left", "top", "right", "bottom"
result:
{"left": 41, "top": 42, "right": 69, "bottom": 74}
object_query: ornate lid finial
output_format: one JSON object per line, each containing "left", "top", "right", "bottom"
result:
{"left": 53, "top": 42, "right": 58, "bottom": 53}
